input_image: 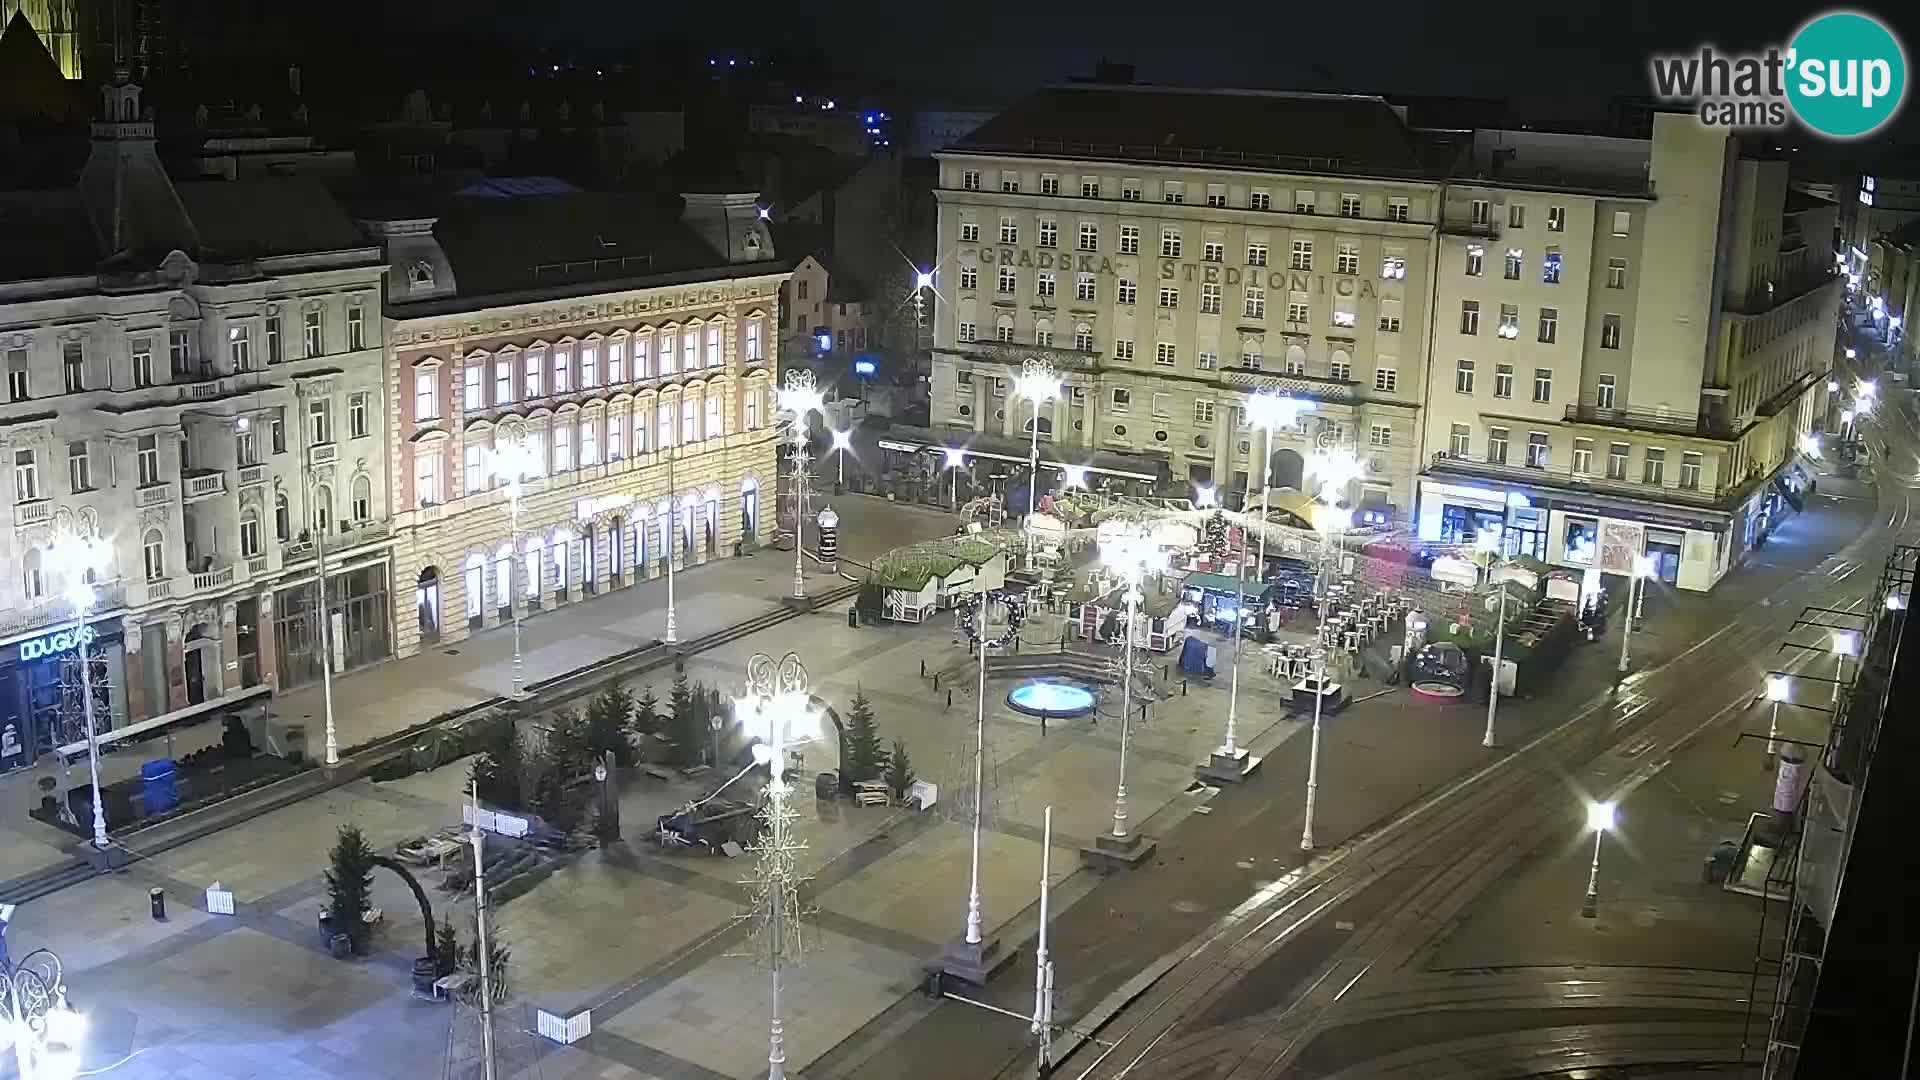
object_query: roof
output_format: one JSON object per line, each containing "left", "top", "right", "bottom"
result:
{"left": 1785, "top": 188, "right": 1836, "bottom": 214}
{"left": 456, "top": 176, "right": 582, "bottom": 199}
{"left": 951, "top": 85, "right": 1437, "bottom": 179}
{"left": 0, "top": 10, "right": 70, "bottom": 122}
{"left": 174, "top": 178, "right": 372, "bottom": 260}
{"left": 0, "top": 188, "right": 100, "bottom": 279}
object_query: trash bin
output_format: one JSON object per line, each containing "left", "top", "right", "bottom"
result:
{"left": 283, "top": 724, "right": 308, "bottom": 765}
{"left": 149, "top": 887, "right": 166, "bottom": 920}
{"left": 141, "top": 758, "right": 179, "bottom": 815}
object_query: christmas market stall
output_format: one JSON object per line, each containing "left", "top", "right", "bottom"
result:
{"left": 865, "top": 535, "right": 1011, "bottom": 623}
{"left": 1067, "top": 576, "right": 1192, "bottom": 653}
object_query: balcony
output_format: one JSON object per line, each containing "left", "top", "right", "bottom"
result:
{"left": 134, "top": 483, "right": 175, "bottom": 508}
{"left": 309, "top": 443, "right": 338, "bottom": 467}
{"left": 177, "top": 377, "right": 231, "bottom": 402}
{"left": 238, "top": 464, "right": 267, "bottom": 488}
{"left": 0, "top": 582, "right": 130, "bottom": 638}
{"left": 1441, "top": 217, "right": 1501, "bottom": 239}
{"left": 144, "top": 577, "right": 173, "bottom": 602}
{"left": 247, "top": 556, "right": 270, "bottom": 576}
{"left": 1563, "top": 403, "right": 1739, "bottom": 441}
{"left": 189, "top": 563, "right": 235, "bottom": 592}
{"left": 954, "top": 341, "right": 1099, "bottom": 371}
{"left": 1219, "top": 368, "right": 1361, "bottom": 405}
{"left": 1427, "top": 451, "right": 1737, "bottom": 509}
{"left": 182, "top": 470, "right": 228, "bottom": 502}
{"left": 13, "top": 499, "right": 51, "bottom": 527}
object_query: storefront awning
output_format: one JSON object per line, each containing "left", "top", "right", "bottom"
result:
{"left": 57, "top": 684, "right": 270, "bottom": 763}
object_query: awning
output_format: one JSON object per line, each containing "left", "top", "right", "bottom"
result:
{"left": 877, "top": 439, "right": 926, "bottom": 453}
{"left": 57, "top": 684, "right": 271, "bottom": 762}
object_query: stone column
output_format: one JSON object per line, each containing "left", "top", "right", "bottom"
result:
{"left": 569, "top": 537, "right": 587, "bottom": 601}
{"left": 122, "top": 617, "right": 148, "bottom": 722}
{"left": 255, "top": 592, "right": 279, "bottom": 689}
{"left": 163, "top": 615, "right": 186, "bottom": 712}
{"left": 482, "top": 559, "right": 501, "bottom": 628}
{"left": 219, "top": 600, "right": 240, "bottom": 699}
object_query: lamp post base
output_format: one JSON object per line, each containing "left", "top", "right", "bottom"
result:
{"left": 931, "top": 933, "right": 1013, "bottom": 986}
{"left": 1080, "top": 829, "right": 1157, "bottom": 871}
{"left": 1196, "top": 748, "right": 1261, "bottom": 784}
{"left": 83, "top": 841, "right": 128, "bottom": 871}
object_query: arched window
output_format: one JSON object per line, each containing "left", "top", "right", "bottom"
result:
{"left": 142, "top": 529, "right": 165, "bottom": 581}
{"left": 1284, "top": 343, "right": 1308, "bottom": 375}
{"left": 741, "top": 476, "right": 760, "bottom": 541}
{"left": 274, "top": 493, "right": 291, "bottom": 542}
{"left": 351, "top": 475, "right": 372, "bottom": 521}
{"left": 240, "top": 510, "right": 261, "bottom": 557}
{"left": 464, "top": 553, "right": 485, "bottom": 624}
{"left": 494, "top": 544, "right": 514, "bottom": 610}
{"left": 1074, "top": 324, "right": 1095, "bottom": 353}
{"left": 1023, "top": 413, "right": 1054, "bottom": 438}
{"left": 22, "top": 548, "right": 43, "bottom": 603}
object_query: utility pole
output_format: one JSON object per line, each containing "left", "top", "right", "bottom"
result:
{"left": 469, "top": 782, "right": 497, "bottom": 1080}
{"left": 1032, "top": 806, "right": 1056, "bottom": 1077}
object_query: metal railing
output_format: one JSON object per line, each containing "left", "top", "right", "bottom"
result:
{"left": 1563, "top": 402, "right": 1737, "bottom": 439}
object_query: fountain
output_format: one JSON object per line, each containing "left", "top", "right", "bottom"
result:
{"left": 1007, "top": 678, "right": 1099, "bottom": 720}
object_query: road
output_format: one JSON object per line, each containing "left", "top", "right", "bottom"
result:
{"left": 818, "top": 359, "right": 1900, "bottom": 1078}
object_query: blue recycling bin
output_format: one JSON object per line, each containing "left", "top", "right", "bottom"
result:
{"left": 141, "top": 759, "right": 179, "bottom": 815}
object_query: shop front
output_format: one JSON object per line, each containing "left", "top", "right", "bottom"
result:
{"left": 273, "top": 559, "right": 392, "bottom": 691}
{"left": 0, "top": 618, "right": 129, "bottom": 772}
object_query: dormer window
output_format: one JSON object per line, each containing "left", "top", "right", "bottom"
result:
{"left": 408, "top": 261, "right": 435, "bottom": 289}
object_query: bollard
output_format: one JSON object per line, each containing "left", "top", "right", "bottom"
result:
{"left": 933, "top": 672, "right": 940, "bottom": 691}
{"left": 1163, "top": 663, "right": 1170, "bottom": 680}
{"left": 946, "top": 689, "right": 953, "bottom": 710}
{"left": 150, "top": 887, "right": 166, "bottom": 920}
{"left": 1182, "top": 678, "right": 1189, "bottom": 696}
{"left": 921, "top": 659, "right": 927, "bottom": 678}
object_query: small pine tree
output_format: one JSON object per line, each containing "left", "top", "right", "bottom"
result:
{"left": 325, "top": 824, "right": 377, "bottom": 954}
{"left": 667, "top": 671, "right": 704, "bottom": 767}
{"left": 633, "top": 686, "right": 662, "bottom": 740}
{"left": 885, "top": 738, "right": 916, "bottom": 802}
{"left": 470, "top": 721, "right": 525, "bottom": 811}
{"left": 435, "top": 917, "right": 461, "bottom": 976}
{"left": 843, "top": 688, "right": 888, "bottom": 782}
{"left": 545, "top": 707, "right": 592, "bottom": 776}
{"left": 585, "top": 683, "right": 637, "bottom": 766}
{"left": 1204, "top": 510, "right": 1231, "bottom": 563}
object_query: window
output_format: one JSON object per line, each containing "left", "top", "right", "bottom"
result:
{"left": 1611, "top": 210, "right": 1631, "bottom": 236}
{"left": 1289, "top": 240, "right": 1313, "bottom": 270}
{"left": 656, "top": 403, "right": 674, "bottom": 449}
{"left": 658, "top": 334, "right": 676, "bottom": 376}
{"left": 1206, "top": 184, "right": 1226, "bottom": 208}
{"left": 1244, "top": 286, "right": 1266, "bottom": 319}
{"left": 136, "top": 436, "right": 159, "bottom": 485}
{"left": 1387, "top": 197, "right": 1410, "bottom": 222}
{"left": 1329, "top": 357, "right": 1352, "bottom": 381}
{"left": 1151, "top": 392, "right": 1171, "bottom": 418}
{"left": 464, "top": 363, "right": 484, "bottom": 410}
{"left": 1035, "top": 326, "right": 1054, "bottom": 347}
{"left": 415, "top": 370, "right": 438, "bottom": 420}
{"left": 1643, "top": 447, "right": 1666, "bottom": 485}
{"left": 1081, "top": 177, "right": 1101, "bottom": 198}
{"left": 999, "top": 216, "right": 1018, "bottom": 244}
{"left": 1533, "top": 368, "right": 1553, "bottom": 403}
{"left": 1339, "top": 193, "right": 1362, "bottom": 218}
{"left": 1508, "top": 203, "right": 1526, "bottom": 228}
{"left": 1117, "top": 278, "right": 1137, "bottom": 305}
{"left": 744, "top": 321, "right": 762, "bottom": 363}
{"left": 1000, "top": 171, "right": 1020, "bottom": 193}
{"left": 1113, "top": 340, "right": 1134, "bottom": 362}
{"left": 1119, "top": 226, "right": 1140, "bottom": 254}
{"left": 1470, "top": 199, "right": 1490, "bottom": 225}
{"left": 1197, "top": 350, "right": 1217, "bottom": 370}
{"left": 465, "top": 444, "right": 485, "bottom": 494}
{"left": 1607, "top": 442, "right": 1629, "bottom": 480}
{"left": 1547, "top": 205, "right": 1566, "bottom": 232}
{"left": 1078, "top": 222, "right": 1099, "bottom": 250}
{"left": 1331, "top": 309, "right": 1356, "bottom": 328}
{"left": 1487, "top": 427, "right": 1509, "bottom": 465}
{"left": 1680, "top": 451, "right": 1703, "bottom": 490}
{"left": 1286, "top": 300, "right": 1309, "bottom": 324}
{"left": 1247, "top": 243, "right": 1269, "bottom": 267}
{"left": 351, "top": 475, "right": 371, "bottom": 521}
{"left": 958, "top": 322, "right": 976, "bottom": 343}
{"left": 744, "top": 387, "right": 761, "bottom": 431}
{"left": 1076, "top": 273, "right": 1096, "bottom": 302}
{"left": 1498, "top": 304, "right": 1520, "bottom": 339}
{"left": 496, "top": 358, "right": 513, "bottom": 403}
{"left": 1239, "top": 346, "right": 1262, "bottom": 370}
{"left": 581, "top": 342, "right": 599, "bottom": 387}
{"left": 609, "top": 412, "right": 626, "bottom": 460}
{"left": 309, "top": 397, "right": 332, "bottom": 444}
{"left": 1450, "top": 423, "right": 1471, "bottom": 457}
{"left": 1538, "top": 307, "right": 1559, "bottom": 343}
{"left": 959, "top": 221, "right": 979, "bottom": 243}
{"left": 1572, "top": 439, "right": 1594, "bottom": 474}
{"left": 633, "top": 336, "right": 651, "bottom": 379}
{"left": 1075, "top": 325, "right": 1095, "bottom": 352}
{"left": 348, "top": 304, "right": 366, "bottom": 350}
{"left": 415, "top": 446, "right": 441, "bottom": 506}
{"left": 1194, "top": 400, "right": 1215, "bottom": 425}
{"left": 995, "top": 322, "right": 1014, "bottom": 343}
{"left": 1200, "top": 283, "right": 1221, "bottom": 314}
{"left": 61, "top": 341, "right": 84, "bottom": 393}
{"left": 1160, "top": 229, "right": 1182, "bottom": 258}
{"left": 1460, "top": 300, "right": 1480, "bottom": 335}
{"left": 962, "top": 169, "right": 981, "bottom": 191}
{"left": 303, "top": 309, "right": 323, "bottom": 356}
{"left": 579, "top": 418, "right": 600, "bottom": 465}
{"left": 960, "top": 265, "right": 978, "bottom": 290}
{"left": 1038, "top": 219, "right": 1057, "bottom": 248}
{"left": 1155, "top": 342, "right": 1177, "bottom": 367}
{"left": 10, "top": 449, "right": 35, "bottom": 502}
{"left": 1037, "top": 272, "right": 1056, "bottom": 298}
{"left": 1543, "top": 250, "right": 1563, "bottom": 284}
{"left": 168, "top": 330, "right": 191, "bottom": 374}
{"left": 1250, "top": 189, "right": 1272, "bottom": 211}
{"left": 1381, "top": 254, "right": 1406, "bottom": 280}
{"left": 132, "top": 337, "right": 154, "bottom": 388}
{"left": 274, "top": 493, "right": 290, "bottom": 541}
{"left": 681, "top": 332, "right": 697, "bottom": 373}
{"left": 265, "top": 318, "right": 282, "bottom": 364}
{"left": 6, "top": 352, "right": 27, "bottom": 402}
{"left": 221, "top": 325, "right": 258, "bottom": 376}
{"left": 1336, "top": 242, "right": 1359, "bottom": 275}
{"left": 1379, "top": 312, "right": 1401, "bottom": 333}
{"left": 270, "top": 414, "right": 285, "bottom": 454}
{"left": 1455, "top": 358, "right": 1476, "bottom": 394}
{"left": 1369, "top": 423, "right": 1392, "bottom": 447}
{"left": 1284, "top": 350, "right": 1308, "bottom": 375}
{"left": 1504, "top": 248, "right": 1523, "bottom": 280}
{"left": 1041, "top": 174, "right": 1059, "bottom": 196}
{"left": 1294, "top": 191, "right": 1316, "bottom": 214}
{"left": 1607, "top": 258, "right": 1628, "bottom": 289}
{"left": 998, "top": 267, "right": 1017, "bottom": 294}
{"left": 1465, "top": 245, "right": 1484, "bottom": 276}
{"left": 349, "top": 391, "right": 369, "bottom": 438}
{"left": 240, "top": 511, "right": 261, "bottom": 558}
{"left": 1600, "top": 314, "right": 1622, "bottom": 350}
{"left": 67, "top": 440, "right": 90, "bottom": 492}
{"left": 1596, "top": 374, "right": 1617, "bottom": 409}
{"left": 1111, "top": 388, "right": 1131, "bottom": 410}
{"left": 1163, "top": 181, "right": 1184, "bottom": 204}
{"left": 1494, "top": 363, "right": 1514, "bottom": 398}
{"left": 143, "top": 529, "right": 164, "bottom": 581}
{"left": 1526, "top": 432, "right": 1549, "bottom": 468}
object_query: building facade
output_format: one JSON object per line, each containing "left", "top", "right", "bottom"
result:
{"left": 361, "top": 190, "right": 789, "bottom": 662}
{"left": 1418, "top": 115, "right": 1841, "bottom": 591}
{"left": 0, "top": 78, "right": 392, "bottom": 768}
{"left": 929, "top": 86, "right": 1444, "bottom": 520}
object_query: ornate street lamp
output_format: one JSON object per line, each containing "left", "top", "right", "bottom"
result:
{"left": 43, "top": 531, "right": 113, "bottom": 850}
{"left": 487, "top": 441, "right": 540, "bottom": 698}
{"left": 1013, "top": 358, "right": 1061, "bottom": 570}
{"left": 1098, "top": 526, "right": 1166, "bottom": 852}
{"left": 0, "top": 944, "right": 85, "bottom": 1080}
{"left": 777, "top": 372, "right": 825, "bottom": 601}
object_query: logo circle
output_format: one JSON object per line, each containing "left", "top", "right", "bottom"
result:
{"left": 1787, "top": 11, "right": 1908, "bottom": 139}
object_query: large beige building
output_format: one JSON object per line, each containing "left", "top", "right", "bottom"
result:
{"left": 359, "top": 188, "right": 789, "bottom": 661}
{"left": 1419, "top": 114, "right": 1840, "bottom": 591}
{"left": 929, "top": 86, "right": 1445, "bottom": 522}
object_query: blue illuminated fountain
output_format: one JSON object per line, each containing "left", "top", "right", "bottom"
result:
{"left": 1007, "top": 678, "right": 1099, "bottom": 720}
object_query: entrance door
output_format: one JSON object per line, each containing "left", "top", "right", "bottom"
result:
{"left": 416, "top": 566, "right": 441, "bottom": 645}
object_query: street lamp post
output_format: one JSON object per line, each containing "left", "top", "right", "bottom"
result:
{"left": 665, "top": 448, "right": 678, "bottom": 644}
{"left": 1617, "top": 555, "right": 1655, "bottom": 674}
{"left": 943, "top": 446, "right": 966, "bottom": 512}
{"left": 1098, "top": 527, "right": 1166, "bottom": 856}
{"left": 291, "top": 388, "right": 341, "bottom": 766}
{"left": 1765, "top": 674, "right": 1790, "bottom": 765}
{"left": 778, "top": 372, "right": 826, "bottom": 602}
{"left": 1482, "top": 531, "right": 1509, "bottom": 749}
{"left": 940, "top": 592, "right": 1005, "bottom": 983}
{"left": 1299, "top": 442, "right": 1361, "bottom": 853}
{"left": 1831, "top": 629, "right": 1860, "bottom": 706}
{"left": 45, "top": 533, "right": 113, "bottom": 851}
{"left": 489, "top": 441, "right": 538, "bottom": 698}
{"left": 1014, "top": 359, "right": 1062, "bottom": 571}
{"left": 830, "top": 429, "right": 852, "bottom": 489}
{"left": 0, "top": 939, "right": 86, "bottom": 1080}
{"left": 1581, "top": 800, "right": 1617, "bottom": 918}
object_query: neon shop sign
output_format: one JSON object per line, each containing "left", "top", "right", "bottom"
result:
{"left": 19, "top": 626, "right": 95, "bottom": 662}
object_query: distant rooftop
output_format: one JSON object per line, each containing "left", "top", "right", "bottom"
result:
{"left": 950, "top": 85, "right": 1439, "bottom": 179}
{"left": 455, "top": 175, "right": 581, "bottom": 199}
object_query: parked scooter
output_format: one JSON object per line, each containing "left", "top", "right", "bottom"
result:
{"left": 1579, "top": 588, "right": 1611, "bottom": 643}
